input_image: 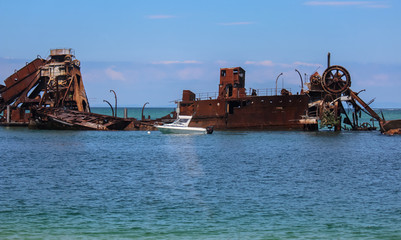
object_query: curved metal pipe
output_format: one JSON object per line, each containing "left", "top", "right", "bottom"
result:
{"left": 327, "top": 52, "right": 331, "bottom": 68}
{"left": 103, "top": 100, "right": 114, "bottom": 117}
{"left": 275, "top": 73, "right": 283, "bottom": 95}
{"left": 142, "top": 102, "right": 149, "bottom": 120}
{"left": 110, "top": 90, "right": 117, "bottom": 117}
{"left": 295, "top": 69, "right": 303, "bottom": 92}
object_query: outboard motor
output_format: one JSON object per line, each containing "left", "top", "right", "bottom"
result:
{"left": 206, "top": 126, "right": 214, "bottom": 134}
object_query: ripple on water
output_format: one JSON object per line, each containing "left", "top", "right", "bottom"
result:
{"left": 1, "top": 127, "right": 401, "bottom": 239}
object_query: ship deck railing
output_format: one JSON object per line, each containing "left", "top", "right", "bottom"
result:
{"left": 193, "top": 88, "right": 292, "bottom": 101}
{"left": 250, "top": 88, "right": 292, "bottom": 97}
{"left": 195, "top": 92, "right": 219, "bottom": 100}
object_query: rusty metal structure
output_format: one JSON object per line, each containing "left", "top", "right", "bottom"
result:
{"left": 0, "top": 49, "right": 89, "bottom": 122}
{"left": 0, "top": 49, "right": 138, "bottom": 130}
{"left": 177, "top": 54, "right": 401, "bottom": 134}
{"left": 31, "top": 107, "right": 131, "bottom": 130}
{"left": 1, "top": 50, "right": 400, "bottom": 133}
{"left": 179, "top": 67, "right": 313, "bottom": 130}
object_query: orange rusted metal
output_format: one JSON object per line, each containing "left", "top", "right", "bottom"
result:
{"left": 0, "top": 49, "right": 90, "bottom": 124}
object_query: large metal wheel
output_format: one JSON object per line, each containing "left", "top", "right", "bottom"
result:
{"left": 321, "top": 65, "right": 351, "bottom": 94}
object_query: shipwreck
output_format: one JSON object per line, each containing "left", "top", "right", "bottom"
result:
{"left": 0, "top": 50, "right": 400, "bottom": 134}
{"left": 0, "top": 49, "right": 173, "bottom": 130}
{"left": 176, "top": 54, "right": 401, "bottom": 134}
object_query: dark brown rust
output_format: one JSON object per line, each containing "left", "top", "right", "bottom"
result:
{"left": 30, "top": 107, "right": 131, "bottom": 130}
{"left": 176, "top": 61, "right": 401, "bottom": 134}
{"left": 179, "top": 67, "right": 316, "bottom": 130}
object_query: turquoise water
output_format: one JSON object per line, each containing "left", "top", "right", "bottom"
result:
{"left": 1, "top": 109, "right": 401, "bottom": 239}
{"left": 91, "top": 107, "right": 175, "bottom": 120}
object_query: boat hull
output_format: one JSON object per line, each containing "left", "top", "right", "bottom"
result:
{"left": 156, "top": 125, "right": 207, "bottom": 134}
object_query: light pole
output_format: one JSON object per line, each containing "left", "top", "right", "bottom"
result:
{"left": 103, "top": 100, "right": 114, "bottom": 117}
{"left": 275, "top": 73, "right": 283, "bottom": 96}
{"left": 110, "top": 90, "right": 117, "bottom": 117}
{"left": 295, "top": 69, "right": 303, "bottom": 93}
{"left": 142, "top": 102, "right": 149, "bottom": 120}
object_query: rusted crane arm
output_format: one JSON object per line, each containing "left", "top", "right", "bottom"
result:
{"left": 348, "top": 90, "right": 381, "bottom": 122}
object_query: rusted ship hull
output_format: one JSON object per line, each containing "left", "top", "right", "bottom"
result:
{"left": 380, "top": 120, "right": 401, "bottom": 135}
{"left": 178, "top": 67, "right": 317, "bottom": 130}
{"left": 30, "top": 108, "right": 131, "bottom": 130}
{"left": 184, "top": 95, "right": 312, "bottom": 130}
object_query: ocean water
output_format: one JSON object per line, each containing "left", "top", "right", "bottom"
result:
{"left": 91, "top": 107, "right": 175, "bottom": 120}
{"left": 1, "top": 109, "right": 401, "bottom": 239}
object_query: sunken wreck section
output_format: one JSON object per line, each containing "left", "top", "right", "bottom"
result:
{"left": 0, "top": 49, "right": 174, "bottom": 130}
{"left": 30, "top": 108, "right": 132, "bottom": 130}
{"left": 1, "top": 50, "right": 401, "bottom": 133}
{"left": 177, "top": 55, "right": 401, "bottom": 134}
{"left": 0, "top": 49, "right": 91, "bottom": 125}
{"left": 179, "top": 67, "right": 314, "bottom": 130}
{"left": 0, "top": 49, "right": 90, "bottom": 116}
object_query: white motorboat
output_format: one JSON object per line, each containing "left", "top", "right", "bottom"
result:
{"left": 155, "top": 115, "right": 213, "bottom": 134}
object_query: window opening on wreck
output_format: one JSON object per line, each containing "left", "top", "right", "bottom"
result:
{"left": 226, "top": 84, "right": 233, "bottom": 97}
{"left": 242, "top": 100, "right": 250, "bottom": 107}
{"left": 227, "top": 101, "right": 241, "bottom": 114}
{"left": 82, "top": 100, "right": 87, "bottom": 111}
{"left": 221, "top": 70, "right": 226, "bottom": 77}
{"left": 76, "top": 75, "right": 81, "bottom": 86}
{"left": 270, "top": 100, "right": 273, "bottom": 104}
{"left": 233, "top": 69, "right": 238, "bottom": 74}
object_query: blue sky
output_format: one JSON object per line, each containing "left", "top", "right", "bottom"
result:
{"left": 1, "top": 0, "right": 400, "bottom": 107}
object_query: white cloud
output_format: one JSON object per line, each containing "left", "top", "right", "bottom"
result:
{"left": 146, "top": 15, "right": 176, "bottom": 19}
{"left": 151, "top": 60, "right": 202, "bottom": 65}
{"left": 218, "top": 22, "right": 255, "bottom": 26}
{"left": 245, "top": 60, "right": 323, "bottom": 69}
{"left": 365, "top": 4, "right": 391, "bottom": 8}
{"left": 373, "top": 74, "right": 390, "bottom": 81}
{"left": 355, "top": 73, "right": 391, "bottom": 87}
{"left": 105, "top": 66, "right": 126, "bottom": 81}
{"left": 304, "top": 1, "right": 390, "bottom": 8}
{"left": 293, "top": 61, "right": 323, "bottom": 67}
{"left": 366, "top": 74, "right": 391, "bottom": 86}
{"left": 216, "top": 60, "right": 228, "bottom": 66}
{"left": 177, "top": 67, "right": 205, "bottom": 81}
{"left": 245, "top": 60, "right": 275, "bottom": 66}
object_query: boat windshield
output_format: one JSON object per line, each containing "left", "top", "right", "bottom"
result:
{"left": 173, "top": 118, "right": 189, "bottom": 124}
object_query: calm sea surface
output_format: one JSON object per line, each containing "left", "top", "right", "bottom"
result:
{"left": 1, "top": 108, "right": 401, "bottom": 239}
